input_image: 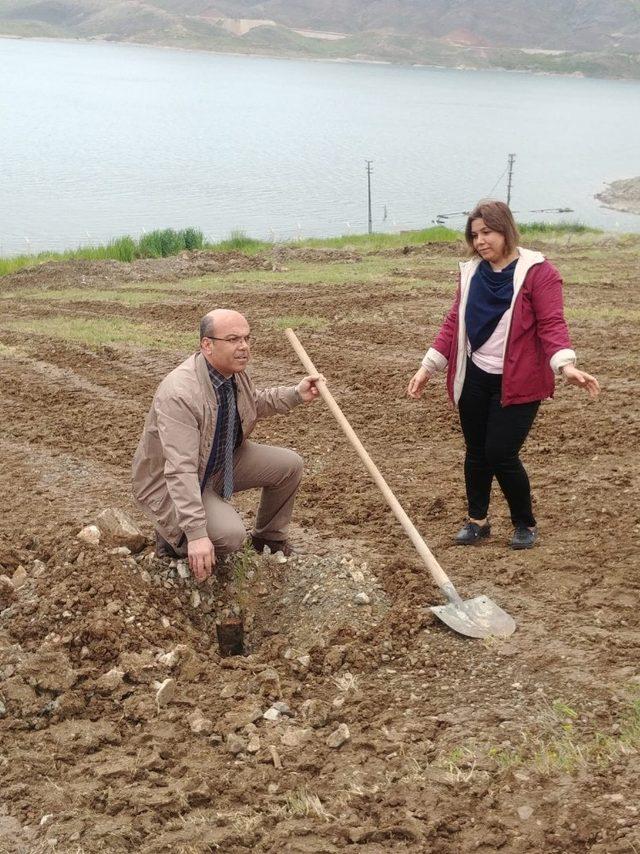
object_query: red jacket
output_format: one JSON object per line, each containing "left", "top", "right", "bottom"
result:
{"left": 424, "top": 248, "right": 575, "bottom": 407}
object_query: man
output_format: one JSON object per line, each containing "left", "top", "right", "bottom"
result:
{"left": 132, "top": 309, "right": 322, "bottom": 582}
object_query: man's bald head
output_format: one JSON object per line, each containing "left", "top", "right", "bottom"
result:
{"left": 200, "top": 309, "right": 252, "bottom": 376}
{"left": 199, "top": 309, "right": 247, "bottom": 342}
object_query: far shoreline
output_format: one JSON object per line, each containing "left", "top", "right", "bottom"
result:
{"left": 2, "top": 32, "right": 639, "bottom": 82}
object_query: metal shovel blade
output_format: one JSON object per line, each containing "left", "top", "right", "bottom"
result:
{"left": 430, "top": 595, "right": 516, "bottom": 639}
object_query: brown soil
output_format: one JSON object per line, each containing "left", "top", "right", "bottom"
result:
{"left": 1, "top": 243, "right": 639, "bottom": 853}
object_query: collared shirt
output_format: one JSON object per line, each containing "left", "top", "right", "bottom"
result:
{"left": 201, "top": 362, "right": 242, "bottom": 489}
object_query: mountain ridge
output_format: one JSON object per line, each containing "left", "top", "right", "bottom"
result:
{"left": 1, "top": 0, "right": 640, "bottom": 78}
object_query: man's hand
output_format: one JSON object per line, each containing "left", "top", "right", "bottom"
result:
{"left": 296, "top": 374, "right": 325, "bottom": 403}
{"left": 562, "top": 364, "right": 600, "bottom": 399}
{"left": 188, "top": 536, "right": 215, "bottom": 582}
{"left": 407, "top": 366, "right": 432, "bottom": 399}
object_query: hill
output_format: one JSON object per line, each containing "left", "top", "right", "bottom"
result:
{"left": 1, "top": 0, "right": 640, "bottom": 77}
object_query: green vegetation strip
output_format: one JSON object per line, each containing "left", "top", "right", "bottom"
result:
{"left": 1, "top": 317, "right": 197, "bottom": 351}
{"left": 0, "top": 228, "right": 206, "bottom": 276}
{"left": 0, "top": 288, "right": 190, "bottom": 306}
{"left": 1, "top": 222, "right": 609, "bottom": 279}
{"left": 436, "top": 695, "right": 640, "bottom": 778}
{"left": 269, "top": 315, "right": 327, "bottom": 331}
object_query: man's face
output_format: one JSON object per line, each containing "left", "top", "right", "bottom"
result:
{"left": 201, "top": 315, "right": 251, "bottom": 376}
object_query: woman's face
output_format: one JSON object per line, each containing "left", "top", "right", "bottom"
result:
{"left": 470, "top": 218, "right": 508, "bottom": 265}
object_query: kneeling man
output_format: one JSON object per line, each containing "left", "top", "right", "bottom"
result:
{"left": 132, "top": 309, "right": 321, "bottom": 582}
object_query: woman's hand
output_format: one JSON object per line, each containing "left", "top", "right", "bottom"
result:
{"left": 562, "top": 364, "right": 600, "bottom": 399}
{"left": 407, "top": 366, "right": 432, "bottom": 399}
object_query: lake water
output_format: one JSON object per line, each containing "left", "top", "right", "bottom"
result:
{"left": 1, "top": 37, "right": 640, "bottom": 255}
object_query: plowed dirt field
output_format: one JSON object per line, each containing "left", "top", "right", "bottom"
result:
{"left": 1, "top": 239, "right": 639, "bottom": 853}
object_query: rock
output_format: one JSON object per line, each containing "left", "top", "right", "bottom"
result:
{"left": 155, "top": 678, "right": 176, "bottom": 707}
{"left": 77, "top": 525, "right": 100, "bottom": 546}
{"left": 354, "top": 592, "right": 371, "bottom": 605}
{"left": 188, "top": 709, "right": 214, "bottom": 735}
{"left": 263, "top": 706, "right": 281, "bottom": 722}
{"left": 323, "top": 645, "right": 347, "bottom": 673}
{"left": 0, "top": 700, "right": 6, "bottom": 716}
{"left": 190, "top": 590, "right": 201, "bottom": 608}
{"left": 161, "top": 616, "right": 170, "bottom": 628}
{"left": 11, "top": 565, "right": 27, "bottom": 589}
{"left": 517, "top": 805, "right": 534, "bottom": 821}
{"left": 269, "top": 745, "right": 282, "bottom": 769}
{"left": 177, "top": 560, "right": 190, "bottom": 579}
{"left": 273, "top": 701, "right": 292, "bottom": 716}
{"left": 17, "top": 649, "right": 77, "bottom": 693}
{"left": 274, "top": 553, "right": 287, "bottom": 564}
{"left": 109, "top": 546, "right": 131, "bottom": 556}
{"left": 257, "top": 668, "right": 281, "bottom": 700}
{"left": 326, "top": 723, "right": 350, "bottom": 749}
{"left": 140, "top": 570, "right": 152, "bottom": 584}
{"left": 297, "top": 654, "right": 311, "bottom": 669}
{"left": 95, "top": 508, "right": 146, "bottom": 553}
{"left": 158, "top": 645, "right": 188, "bottom": 668}
{"left": 246, "top": 735, "right": 261, "bottom": 753}
{"left": 119, "top": 650, "right": 156, "bottom": 681}
{"left": 350, "top": 569, "right": 365, "bottom": 584}
{"left": 32, "top": 559, "right": 47, "bottom": 577}
{"left": 301, "top": 698, "right": 330, "bottom": 728}
{"left": 95, "top": 668, "right": 125, "bottom": 694}
{"left": 226, "top": 733, "right": 246, "bottom": 754}
{"left": 0, "top": 575, "right": 17, "bottom": 607}
{"left": 219, "top": 700, "right": 263, "bottom": 733}
{"left": 220, "top": 683, "right": 237, "bottom": 699}
{"left": 280, "top": 727, "right": 312, "bottom": 748}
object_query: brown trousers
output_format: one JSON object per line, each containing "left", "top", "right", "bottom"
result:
{"left": 201, "top": 441, "right": 303, "bottom": 555}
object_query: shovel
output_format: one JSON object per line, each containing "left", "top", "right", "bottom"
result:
{"left": 286, "top": 328, "right": 515, "bottom": 639}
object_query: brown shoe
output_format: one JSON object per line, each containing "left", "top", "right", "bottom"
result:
{"left": 155, "top": 531, "right": 185, "bottom": 559}
{"left": 250, "top": 535, "right": 293, "bottom": 557}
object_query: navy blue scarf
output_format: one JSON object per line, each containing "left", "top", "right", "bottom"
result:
{"left": 465, "top": 259, "right": 517, "bottom": 352}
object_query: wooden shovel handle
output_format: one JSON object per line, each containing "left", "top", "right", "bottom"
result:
{"left": 286, "top": 328, "right": 451, "bottom": 590}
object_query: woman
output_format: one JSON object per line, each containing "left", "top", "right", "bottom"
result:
{"left": 407, "top": 200, "right": 599, "bottom": 549}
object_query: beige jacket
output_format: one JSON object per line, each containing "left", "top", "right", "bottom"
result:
{"left": 132, "top": 351, "right": 301, "bottom": 546}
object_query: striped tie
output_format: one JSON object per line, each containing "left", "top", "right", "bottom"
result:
{"left": 222, "top": 379, "right": 236, "bottom": 500}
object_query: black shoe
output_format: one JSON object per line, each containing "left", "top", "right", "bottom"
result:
{"left": 454, "top": 521, "right": 491, "bottom": 545}
{"left": 155, "top": 531, "right": 185, "bottom": 559}
{"left": 510, "top": 526, "right": 537, "bottom": 550}
{"left": 250, "top": 535, "right": 293, "bottom": 557}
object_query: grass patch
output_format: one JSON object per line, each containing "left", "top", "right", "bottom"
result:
{"left": 480, "top": 693, "right": 640, "bottom": 777}
{"left": 297, "top": 226, "right": 461, "bottom": 251}
{"left": 519, "top": 221, "right": 602, "bottom": 235}
{"left": 282, "top": 788, "right": 333, "bottom": 822}
{"left": 0, "top": 228, "right": 205, "bottom": 276}
{"left": 269, "top": 315, "right": 327, "bottom": 331}
{"left": 566, "top": 306, "right": 640, "bottom": 323}
{"left": 0, "top": 288, "right": 187, "bottom": 306}
{"left": 1, "top": 317, "right": 196, "bottom": 351}
{"left": 210, "top": 230, "right": 271, "bottom": 254}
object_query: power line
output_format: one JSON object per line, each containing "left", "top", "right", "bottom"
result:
{"left": 365, "top": 160, "right": 373, "bottom": 235}
{"left": 507, "top": 153, "right": 516, "bottom": 206}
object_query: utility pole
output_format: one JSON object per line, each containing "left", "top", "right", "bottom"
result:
{"left": 365, "top": 160, "right": 373, "bottom": 234}
{"left": 506, "top": 153, "right": 516, "bottom": 207}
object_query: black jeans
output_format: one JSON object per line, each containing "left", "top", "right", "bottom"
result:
{"left": 458, "top": 359, "right": 540, "bottom": 528}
